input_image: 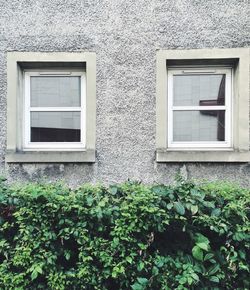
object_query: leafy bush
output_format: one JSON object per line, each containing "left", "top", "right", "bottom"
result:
{"left": 0, "top": 177, "right": 249, "bottom": 289}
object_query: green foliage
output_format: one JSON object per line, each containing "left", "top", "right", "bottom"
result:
{"left": 0, "top": 178, "right": 249, "bottom": 289}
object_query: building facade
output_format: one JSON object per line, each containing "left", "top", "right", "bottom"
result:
{"left": 0, "top": 0, "right": 249, "bottom": 186}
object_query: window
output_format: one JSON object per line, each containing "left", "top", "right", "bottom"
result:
{"left": 156, "top": 48, "right": 250, "bottom": 162}
{"left": 168, "top": 67, "right": 232, "bottom": 149}
{"left": 6, "top": 52, "right": 96, "bottom": 163}
{"left": 24, "top": 71, "right": 85, "bottom": 150}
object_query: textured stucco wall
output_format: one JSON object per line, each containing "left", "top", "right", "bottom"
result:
{"left": 0, "top": 0, "right": 250, "bottom": 186}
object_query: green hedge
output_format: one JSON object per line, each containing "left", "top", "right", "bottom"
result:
{"left": 0, "top": 177, "right": 249, "bottom": 290}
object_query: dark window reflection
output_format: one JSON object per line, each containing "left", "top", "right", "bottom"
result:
{"left": 31, "top": 127, "right": 80, "bottom": 142}
{"left": 200, "top": 75, "right": 226, "bottom": 141}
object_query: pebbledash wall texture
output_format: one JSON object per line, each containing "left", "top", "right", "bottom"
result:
{"left": 0, "top": 0, "right": 250, "bottom": 186}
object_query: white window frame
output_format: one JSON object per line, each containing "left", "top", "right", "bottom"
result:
{"left": 24, "top": 70, "right": 86, "bottom": 151}
{"left": 167, "top": 66, "right": 232, "bottom": 149}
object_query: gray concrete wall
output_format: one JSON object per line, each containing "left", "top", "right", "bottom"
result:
{"left": 0, "top": 0, "right": 250, "bottom": 186}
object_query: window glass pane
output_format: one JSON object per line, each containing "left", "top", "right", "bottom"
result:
{"left": 30, "top": 76, "right": 81, "bottom": 107}
{"left": 173, "top": 74, "right": 225, "bottom": 106}
{"left": 31, "top": 112, "right": 81, "bottom": 142}
{"left": 173, "top": 110, "right": 225, "bottom": 142}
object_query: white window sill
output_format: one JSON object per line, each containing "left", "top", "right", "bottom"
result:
{"left": 5, "top": 150, "right": 95, "bottom": 163}
{"left": 156, "top": 149, "right": 250, "bottom": 162}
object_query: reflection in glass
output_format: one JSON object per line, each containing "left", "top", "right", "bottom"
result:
{"left": 173, "top": 74, "right": 225, "bottom": 106}
{"left": 31, "top": 112, "right": 81, "bottom": 142}
{"left": 30, "top": 76, "right": 81, "bottom": 107}
{"left": 173, "top": 110, "right": 225, "bottom": 142}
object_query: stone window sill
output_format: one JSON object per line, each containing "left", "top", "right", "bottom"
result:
{"left": 5, "top": 150, "right": 95, "bottom": 163}
{"left": 156, "top": 149, "right": 250, "bottom": 162}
